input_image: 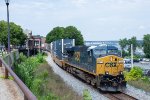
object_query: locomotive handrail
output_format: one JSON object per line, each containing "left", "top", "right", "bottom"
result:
{"left": 0, "top": 57, "right": 37, "bottom": 100}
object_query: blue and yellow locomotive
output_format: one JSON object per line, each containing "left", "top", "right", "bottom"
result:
{"left": 51, "top": 39, "right": 126, "bottom": 92}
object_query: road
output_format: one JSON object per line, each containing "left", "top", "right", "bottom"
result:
{"left": 134, "top": 62, "right": 150, "bottom": 70}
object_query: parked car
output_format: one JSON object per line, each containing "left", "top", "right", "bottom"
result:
{"left": 143, "top": 58, "right": 150, "bottom": 62}
{"left": 124, "top": 59, "right": 131, "bottom": 71}
{"left": 124, "top": 58, "right": 131, "bottom": 64}
{"left": 140, "top": 61, "right": 149, "bottom": 64}
{"left": 143, "top": 69, "right": 150, "bottom": 77}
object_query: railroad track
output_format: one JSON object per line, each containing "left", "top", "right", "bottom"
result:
{"left": 103, "top": 92, "right": 137, "bottom": 100}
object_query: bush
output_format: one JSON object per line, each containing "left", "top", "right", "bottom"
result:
{"left": 36, "top": 53, "right": 44, "bottom": 63}
{"left": 83, "top": 89, "right": 92, "bottom": 100}
{"left": 125, "top": 67, "right": 143, "bottom": 81}
{"left": 15, "top": 57, "right": 39, "bottom": 87}
{"left": 19, "top": 53, "right": 27, "bottom": 62}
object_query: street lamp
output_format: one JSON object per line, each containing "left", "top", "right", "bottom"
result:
{"left": 5, "top": 0, "right": 10, "bottom": 79}
{"left": 5, "top": 0, "right": 11, "bottom": 53}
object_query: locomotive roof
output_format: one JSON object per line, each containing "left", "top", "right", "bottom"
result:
{"left": 65, "top": 45, "right": 118, "bottom": 52}
{"left": 65, "top": 45, "right": 89, "bottom": 51}
{"left": 98, "top": 45, "right": 118, "bottom": 50}
{"left": 88, "top": 45, "right": 118, "bottom": 51}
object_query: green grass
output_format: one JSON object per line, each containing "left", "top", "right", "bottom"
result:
{"left": 128, "top": 79, "right": 150, "bottom": 92}
{"left": 35, "top": 62, "right": 82, "bottom": 100}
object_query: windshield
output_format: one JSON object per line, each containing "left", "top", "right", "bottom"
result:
{"left": 107, "top": 49, "right": 118, "bottom": 55}
{"left": 93, "top": 49, "right": 107, "bottom": 56}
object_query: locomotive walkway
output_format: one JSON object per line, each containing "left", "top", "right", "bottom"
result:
{"left": 0, "top": 66, "right": 24, "bottom": 100}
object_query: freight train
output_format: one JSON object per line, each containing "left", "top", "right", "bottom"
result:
{"left": 49, "top": 39, "right": 126, "bottom": 92}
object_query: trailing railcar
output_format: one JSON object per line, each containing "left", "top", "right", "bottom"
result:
{"left": 50, "top": 39, "right": 75, "bottom": 66}
{"left": 50, "top": 39, "right": 126, "bottom": 92}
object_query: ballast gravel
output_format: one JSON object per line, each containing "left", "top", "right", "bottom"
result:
{"left": 46, "top": 53, "right": 108, "bottom": 100}
{"left": 124, "top": 84, "right": 150, "bottom": 100}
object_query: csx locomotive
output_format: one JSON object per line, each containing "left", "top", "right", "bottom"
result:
{"left": 50, "top": 39, "right": 126, "bottom": 92}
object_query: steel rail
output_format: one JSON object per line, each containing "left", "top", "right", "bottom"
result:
{"left": 104, "top": 92, "right": 137, "bottom": 100}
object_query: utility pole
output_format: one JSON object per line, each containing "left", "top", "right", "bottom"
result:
{"left": 131, "top": 44, "right": 134, "bottom": 68}
{"left": 121, "top": 49, "right": 122, "bottom": 57}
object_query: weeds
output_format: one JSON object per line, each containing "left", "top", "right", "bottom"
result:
{"left": 83, "top": 89, "right": 92, "bottom": 100}
{"left": 128, "top": 79, "right": 150, "bottom": 92}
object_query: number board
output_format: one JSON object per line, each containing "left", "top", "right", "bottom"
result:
{"left": 105, "top": 62, "right": 117, "bottom": 67}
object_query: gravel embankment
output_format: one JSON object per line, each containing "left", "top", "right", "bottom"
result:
{"left": 124, "top": 84, "right": 150, "bottom": 100}
{"left": 46, "top": 53, "right": 108, "bottom": 100}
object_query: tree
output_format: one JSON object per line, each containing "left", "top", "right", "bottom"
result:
{"left": 0, "top": 21, "right": 7, "bottom": 46}
{"left": 128, "top": 36, "right": 137, "bottom": 54}
{"left": 0, "top": 20, "right": 27, "bottom": 48}
{"left": 119, "top": 38, "right": 128, "bottom": 57}
{"left": 119, "top": 38, "right": 128, "bottom": 50}
{"left": 46, "top": 26, "right": 65, "bottom": 43}
{"left": 46, "top": 26, "right": 84, "bottom": 45}
{"left": 64, "top": 26, "right": 84, "bottom": 45}
{"left": 143, "top": 34, "right": 150, "bottom": 58}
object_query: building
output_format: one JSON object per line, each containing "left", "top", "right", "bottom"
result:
{"left": 41, "top": 37, "right": 48, "bottom": 50}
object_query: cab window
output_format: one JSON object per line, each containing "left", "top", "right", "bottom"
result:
{"left": 88, "top": 50, "right": 92, "bottom": 57}
{"left": 93, "top": 49, "right": 106, "bottom": 57}
{"left": 107, "top": 49, "right": 118, "bottom": 55}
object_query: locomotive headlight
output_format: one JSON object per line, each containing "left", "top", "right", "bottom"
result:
{"left": 105, "top": 71, "right": 109, "bottom": 75}
{"left": 97, "top": 61, "right": 103, "bottom": 64}
{"left": 118, "top": 60, "right": 124, "bottom": 64}
{"left": 120, "top": 71, "right": 123, "bottom": 75}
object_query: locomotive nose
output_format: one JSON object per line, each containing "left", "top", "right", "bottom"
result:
{"left": 96, "top": 55, "right": 124, "bottom": 76}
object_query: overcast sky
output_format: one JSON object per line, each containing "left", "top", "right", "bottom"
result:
{"left": 0, "top": 0, "right": 150, "bottom": 41}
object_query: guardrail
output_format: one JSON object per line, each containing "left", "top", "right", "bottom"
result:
{"left": 0, "top": 56, "right": 37, "bottom": 100}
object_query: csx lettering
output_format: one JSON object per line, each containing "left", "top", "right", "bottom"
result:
{"left": 105, "top": 62, "right": 117, "bottom": 67}
{"left": 75, "top": 52, "right": 80, "bottom": 62}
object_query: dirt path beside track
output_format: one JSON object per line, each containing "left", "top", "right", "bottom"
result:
{"left": 0, "top": 67, "right": 24, "bottom": 100}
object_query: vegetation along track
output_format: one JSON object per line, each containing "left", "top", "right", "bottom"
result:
{"left": 103, "top": 92, "right": 137, "bottom": 100}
